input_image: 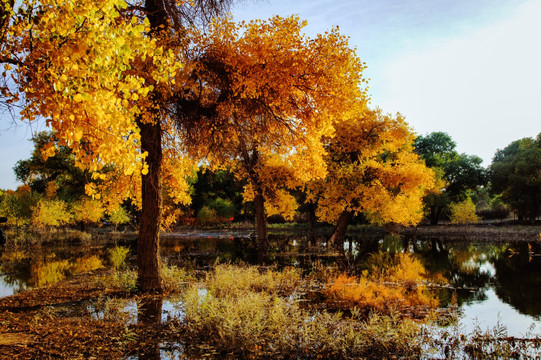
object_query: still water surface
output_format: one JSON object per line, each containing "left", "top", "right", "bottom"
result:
{"left": 1, "top": 231, "right": 541, "bottom": 337}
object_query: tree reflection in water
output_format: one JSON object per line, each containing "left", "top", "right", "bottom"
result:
{"left": 1, "top": 232, "right": 541, "bottom": 339}
{"left": 494, "top": 241, "right": 541, "bottom": 318}
{"left": 136, "top": 296, "right": 163, "bottom": 360}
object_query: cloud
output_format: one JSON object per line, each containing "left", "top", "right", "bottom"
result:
{"left": 375, "top": 0, "right": 541, "bottom": 164}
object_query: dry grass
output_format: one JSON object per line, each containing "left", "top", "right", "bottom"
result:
{"left": 206, "top": 264, "right": 301, "bottom": 297}
{"left": 180, "top": 264, "right": 424, "bottom": 359}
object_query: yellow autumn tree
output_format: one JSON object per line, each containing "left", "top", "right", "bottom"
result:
{"left": 109, "top": 206, "right": 131, "bottom": 231}
{"left": 72, "top": 197, "right": 105, "bottom": 230}
{"left": 2, "top": 0, "right": 233, "bottom": 291}
{"left": 308, "top": 106, "right": 436, "bottom": 244}
{"left": 175, "top": 16, "right": 368, "bottom": 248}
{"left": 32, "top": 199, "right": 73, "bottom": 229}
{"left": 449, "top": 197, "right": 479, "bottom": 224}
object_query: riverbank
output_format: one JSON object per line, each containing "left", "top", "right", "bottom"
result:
{"left": 403, "top": 224, "right": 541, "bottom": 242}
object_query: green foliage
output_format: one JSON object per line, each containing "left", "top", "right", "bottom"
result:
{"left": 207, "top": 197, "right": 236, "bottom": 219}
{"left": 107, "top": 246, "right": 130, "bottom": 271}
{"left": 414, "top": 132, "right": 487, "bottom": 224}
{"left": 196, "top": 206, "right": 218, "bottom": 225}
{"left": 489, "top": 134, "right": 541, "bottom": 221}
{"left": 0, "top": 185, "right": 38, "bottom": 228}
{"left": 449, "top": 198, "right": 479, "bottom": 224}
{"left": 191, "top": 168, "right": 244, "bottom": 220}
{"left": 13, "top": 132, "right": 87, "bottom": 203}
{"left": 193, "top": 197, "right": 237, "bottom": 226}
{"left": 413, "top": 131, "right": 457, "bottom": 168}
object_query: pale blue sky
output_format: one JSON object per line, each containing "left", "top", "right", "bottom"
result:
{"left": 1, "top": 0, "right": 540, "bottom": 189}
{"left": 233, "top": 0, "right": 541, "bottom": 162}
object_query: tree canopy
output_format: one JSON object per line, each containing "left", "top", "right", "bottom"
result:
{"left": 174, "top": 16, "right": 369, "bottom": 245}
{"left": 414, "top": 132, "right": 486, "bottom": 224}
{"left": 489, "top": 134, "right": 541, "bottom": 221}
{"left": 308, "top": 107, "right": 435, "bottom": 243}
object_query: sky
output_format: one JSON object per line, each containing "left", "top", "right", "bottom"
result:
{"left": 1, "top": 0, "right": 540, "bottom": 189}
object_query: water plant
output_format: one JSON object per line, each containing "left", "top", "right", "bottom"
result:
{"left": 161, "top": 263, "right": 193, "bottom": 293}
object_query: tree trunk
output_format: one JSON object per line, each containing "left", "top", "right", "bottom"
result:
{"left": 254, "top": 191, "right": 268, "bottom": 252}
{"left": 429, "top": 206, "right": 442, "bottom": 225}
{"left": 329, "top": 210, "right": 352, "bottom": 247}
{"left": 307, "top": 202, "right": 317, "bottom": 246}
{"left": 137, "top": 119, "right": 163, "bottom": 292}
{"left": 307, "top": 202, "right": 317, "bottom": 232}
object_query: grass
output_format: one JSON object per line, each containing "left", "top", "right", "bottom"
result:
{"left": 0, "top": 259, "right": 540, "bottom": 358}
{"left": 176, "top": 263, "right": 541, "bottom": 359}
{"left": 179, "top": 264, "right": 426, "bottom": 359}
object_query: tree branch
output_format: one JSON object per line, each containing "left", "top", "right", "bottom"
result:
{"left": 0, "top": 56, "right": 23, "bottom": 67}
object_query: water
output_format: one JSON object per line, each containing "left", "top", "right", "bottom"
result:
{"left": 1, "top": 232, "right": 541, "bottom": 337}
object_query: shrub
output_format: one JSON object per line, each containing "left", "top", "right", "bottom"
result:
{"left": 0, "top": 186, "right": 37, "bottom": 228}
{"left": 206, "top": 264, "right": 301, "bottom": 297}
{"left": 449, "top": 197, "right": 479, "bottom": 224}
{"left": 197, "top": 206, "right": 218, "bottom": 226}
{"left": 207, "top": 197, "right": 236, "bottom": 219}
{"left": 161, "top": 264, "right": 193, "bottom": 292}
{"left": 107, "top": 246, "right": 130, "bottom": 270}
{"left": 109, "top": 206, "right": 131, "bottom": 229}
{"left": 72, "top": 197, "right": 104, "bottom": 226}
{"left": 96, "top": 269, "right": 138, "bottom": 292}
{"left": 31, "top": 199, "right": 73, "bottom": 229}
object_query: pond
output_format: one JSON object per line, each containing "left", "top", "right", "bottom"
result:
{"left": 1, "top": 230, "right": 541, "bottom": 339}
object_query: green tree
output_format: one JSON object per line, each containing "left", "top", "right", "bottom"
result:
{"left": 191, "top": 168, "right": 245, "bottom": 220}
{"left": 14, "top": 132, "right": 87, "bottom": 202}
{"left": 414, "top": 132, "right": 487, "bottom": 224}
{"left": 489, "top": 134, "right": 541, "bottom": 222}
